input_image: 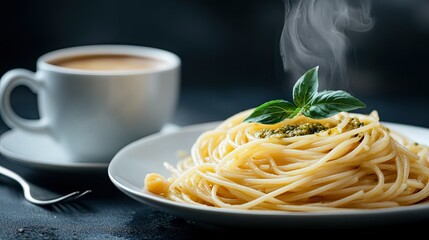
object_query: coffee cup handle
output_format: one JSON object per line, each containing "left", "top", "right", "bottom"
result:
{"left": 0, "top": 69, "right": 50, "bottom": 134}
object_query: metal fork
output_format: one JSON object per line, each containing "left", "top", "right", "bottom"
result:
{"left": 0, "top": 165, "right": 91, "bottom": 205}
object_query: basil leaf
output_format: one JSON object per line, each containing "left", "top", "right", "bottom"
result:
{"left": 293, "top": 66, "right": 319, "bottom": 107}
{"left": 242, "top": 66, "right": 367, "bottom": 124}
{"left": 302, "top": 90, "right": 366, "bottom": 119}
{"left": 243, "top": 100, "right": 298, "bottom": 124}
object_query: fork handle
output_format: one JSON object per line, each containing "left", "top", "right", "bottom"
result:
{"left": 0, "top": 165, "right": 31, "bottom": 196}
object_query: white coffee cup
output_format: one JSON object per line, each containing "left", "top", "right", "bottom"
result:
{"left": 0, "top": 45, "right": 180, "bottom": 163}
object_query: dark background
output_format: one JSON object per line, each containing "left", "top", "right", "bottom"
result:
{"left": 1, "top": 1, "right": 429, "bottom": 238}
{"left": 1, "top": 0, "right": 429, "bottom": 128}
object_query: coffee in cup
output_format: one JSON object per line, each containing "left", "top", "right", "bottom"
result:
{"left": 0, "top": 45, "right": 180, "bottom": 163}
{"left": 50, "top": 54, "right": 166, "bottom": 71}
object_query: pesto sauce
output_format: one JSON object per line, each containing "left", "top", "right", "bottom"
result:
{"left": 349, "top": 118, "right": 364, "bottom": 129}
{"left": 255, "top": 118, "right": 364, "bottom": 139}
{"left": 255, "top": 122, "right": 328, "bottom": 139}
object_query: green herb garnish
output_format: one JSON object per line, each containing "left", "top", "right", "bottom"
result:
{"left": 243, "top": 66, "right": 366, "bottom": 124}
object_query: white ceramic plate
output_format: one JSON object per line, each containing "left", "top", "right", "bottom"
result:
{"left": 108, "top": 121, "right": 429, "bottom": 228}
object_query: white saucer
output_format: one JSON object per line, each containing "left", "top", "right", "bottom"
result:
{"left": 0, "top": 123, "right": 180, "bottom": 171}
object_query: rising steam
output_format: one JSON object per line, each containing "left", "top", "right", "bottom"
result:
{"left": 280, "top": 0, "right": 374, "bottom": 90}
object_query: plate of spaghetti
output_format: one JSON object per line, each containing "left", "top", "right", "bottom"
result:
{"left": 108, "top": 68, "right": 429, "bottom": 227}
{"left": 108, "top": 111, "right": 429, "bottom": 227}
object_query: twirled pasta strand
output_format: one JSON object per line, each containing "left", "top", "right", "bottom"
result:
{"left": 145, "top": 110, "right": 429, "bottom": 212}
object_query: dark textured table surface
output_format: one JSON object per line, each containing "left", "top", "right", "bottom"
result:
{"left": 1, "top": 86, "right": 429, "bottom": 239}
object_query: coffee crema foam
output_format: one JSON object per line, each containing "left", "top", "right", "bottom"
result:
{"left": 50, "top": 54, "right": 165, "bottom": 71}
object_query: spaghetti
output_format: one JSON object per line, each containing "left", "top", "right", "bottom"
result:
{"left": 144, "top": 110, "right": 429, "bottom": 211}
